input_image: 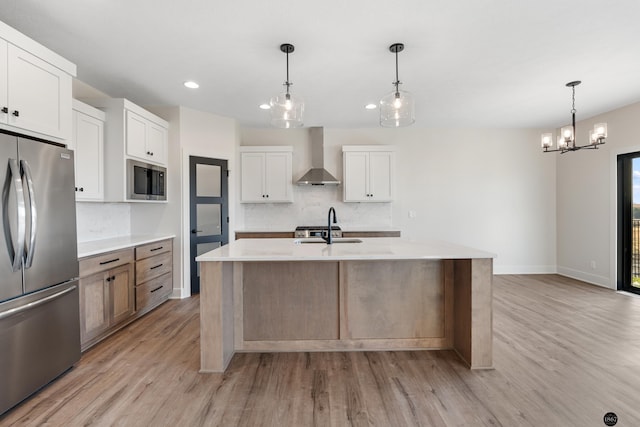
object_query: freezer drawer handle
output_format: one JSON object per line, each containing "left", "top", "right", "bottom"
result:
{"left": 149, "top": 246, "right": 163, "bottom": 252}
{"left": 0, "top": 285, "right": 76, "bottom": 321}
{"left": 99, "top": 258, "right": 120, "bottom": 265}
{"left": 21, "top": 160, "right": 38, "bottom": 269}
{"left": 150, "top": 263, "right": 163, "bottom": 270}
{"left": 150, "top": 285, "right": 163, "bottom": 293}
{"left": 5, "top": 159, "right": 26, "bottom": 272}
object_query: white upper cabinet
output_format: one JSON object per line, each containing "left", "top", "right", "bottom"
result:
{"left": 0, "top": 22, "right": 76, "bottom": 142}
{"left": 240, "top": 146, "right": 293, "bottom": 203}
{"left": 126, "top": 110, "right": 167, "bottom": 165}
{"left": 343, "top": 146, "right": 395, "bottom": 202}
{"left": 81, "top": 98, "right": 169, "bottom": 202}
{"left": 72, "top": 100, "right": 105, "bottom": 201}
{"left": 0, "top": 40, "right": 7, "bottom": 122}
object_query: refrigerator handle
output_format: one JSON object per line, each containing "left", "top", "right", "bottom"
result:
{"left": 0, "top": 285, "right": 76, "bottom": 321}
{"left": 4, "top": 159, "right": 26, "bottom": 272}
{"left": 21, "top": 160, "right": 38, "bottom": 269}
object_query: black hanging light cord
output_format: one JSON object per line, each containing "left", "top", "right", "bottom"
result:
{"left": 389, "top": 43, "right": 404, "bottom": 98}
{"left": 567, "top": 80, "right": 580, "bottom": 149}
{"left": 280, "top": 43, "right": 294, "bottom": 99}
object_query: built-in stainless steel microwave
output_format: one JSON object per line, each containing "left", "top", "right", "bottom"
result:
{"left": 127, "top": 159, "right": 166, "bottom": 201}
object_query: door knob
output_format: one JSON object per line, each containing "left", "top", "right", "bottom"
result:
{"left": 1, "top": 107, "right": 7, "bottom": 114}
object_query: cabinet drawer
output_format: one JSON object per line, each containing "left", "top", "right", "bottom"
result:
{"left": 136, "top": 272, "right": 172, "bottom": 312}
{"left": 136, "top": 251, "right": 172, "bottom": 284}
{"left": 136, "top": 239, "right": 172, "bottom": 260}
{"left": 80, "top": 249, "right": 134, "bottom": 278}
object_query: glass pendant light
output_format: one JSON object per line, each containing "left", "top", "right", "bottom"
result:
{"left": 270, "top": 43, "right": 304, "bottom": 128}
{"left": 380, "top": 43, "right": 415, "bottom": 127}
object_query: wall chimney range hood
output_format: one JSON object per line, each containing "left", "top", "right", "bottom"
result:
{"left": 296, "top": 127, "right": 340, "bottom": 185}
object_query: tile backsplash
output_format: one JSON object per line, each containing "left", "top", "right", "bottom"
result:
{"left": 76, "top": 202, "right": 131, "bottom": 242}
{"left": 240, "top": 185, "right": 392, "bottom": 229}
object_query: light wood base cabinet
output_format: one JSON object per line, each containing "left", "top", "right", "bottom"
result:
{"left": 79, "top": 249, "right": 134, "bottom": 350}
{"left": 200, "top": 257, "right": 492, "bottom": 373}
{"left": 79, "top": 238, "right": 173, "bottom": 351}
{"left": 135, "top": 239, "right": 173, "bottom": 315}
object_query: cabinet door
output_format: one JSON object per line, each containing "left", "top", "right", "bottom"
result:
{"left": 0, "top": 40, "right": 7, "bottom": 124}
{"left": 6, "top": 44, "right": 71, "bottom": 140}
{"left": 240, "top": 152, "right": 266, "bottom": 202}
{"left": 109, "top": 263, "right": 135, "bottom": 325}
{"left": 126, "top": 110, "right": 148, "bottom": 160}
{"left": 368, "top": 152, "right": 394, "bottom": 201}
{"left": 74, "top": 110, "right": 104, "bottom": 200}
{"left": 79, "top": 271, "right": 109, "bottom": 345}
{"left": 146, "top": 121, "right": 167, "bottom": 165}
{"left": 264, "top": 152, "right": 292, "bottom": 202}
{"left": 343, "top": 151, "right": 369, "bottom": 202}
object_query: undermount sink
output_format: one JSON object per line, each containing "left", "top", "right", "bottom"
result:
{"left": 294, "top": 238, "right": 363, "bottom": 244}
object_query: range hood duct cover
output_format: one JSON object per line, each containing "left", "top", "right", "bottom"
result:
{"left": 296, "top": 127, "right": 340, "bottom": 185}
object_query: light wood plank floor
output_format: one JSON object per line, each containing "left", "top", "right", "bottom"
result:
{"left": 2, "top": 274, "right": 640, "bottom": 426}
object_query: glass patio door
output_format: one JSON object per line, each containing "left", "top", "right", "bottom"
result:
{"left": 617, "top": 152, "right": 640, "bottom": 293}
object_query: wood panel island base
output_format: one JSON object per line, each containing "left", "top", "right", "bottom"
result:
{"left": 196, "top": 238, "right": 495, "bottom": 372}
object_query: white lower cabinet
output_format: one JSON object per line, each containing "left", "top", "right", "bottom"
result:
{"left": 72, "top": 100, "right": 105, "bottom": 201}
{"left": 343, "top": 146, "right": 395, "bottom": 202}
{"left": 240, "top": 146, "right": 293, "bottom": 203}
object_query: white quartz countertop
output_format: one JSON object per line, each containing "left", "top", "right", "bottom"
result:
{"left": 196, "top": 237, "right": 495, "bottom": 262}
{"left": 77, "top": 234, "right": 176, "bottom": 259}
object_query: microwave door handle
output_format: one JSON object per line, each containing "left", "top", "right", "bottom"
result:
{"left": 4, "top": 159, "right": 26, "bottom": 272}
{"left": 20, "top": 160, "right": 37, "bottom": 269}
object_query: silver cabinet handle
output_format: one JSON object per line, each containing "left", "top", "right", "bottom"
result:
{"left": 21, "top": 160, "right": 37, "bottom": 269}
{"left": 0, "top": 285, "right": 76, "bottom": 321}
{"left": 5, "top": 159, "right": 26, "bottom": 272}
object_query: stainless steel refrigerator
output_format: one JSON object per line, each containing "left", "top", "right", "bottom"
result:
{"left": 0, "top": 131, "right": 80, "bottom": 415}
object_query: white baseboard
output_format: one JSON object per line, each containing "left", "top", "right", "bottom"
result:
{"left": 169, "top": 288, "right": 191, "bottom": 299}
{"left": 556, "top": 266, "right": 613, "bottom": 289}
{"left": 493, "top": 265, "right": 557, "bottom": 275}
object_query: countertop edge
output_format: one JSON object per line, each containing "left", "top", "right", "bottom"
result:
{"left": 78, "top": 234, "right": 176, "bottom": 259}
{"left": 196, "top": 238, "right": 496, "bottom": 262}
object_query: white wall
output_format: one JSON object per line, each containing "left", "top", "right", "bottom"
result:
{"left": 239, "top": 127, "right": 557, "bottom": 274}
{"left": 557, "top": 101, "right": 640, "bottom": 289}
{"left": 177, "top": 107, "right": 238, "bottom": 298}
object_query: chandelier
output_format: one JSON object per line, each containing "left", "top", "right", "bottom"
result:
{"left": 270, "top": 43, "right": 304, "bottom": 128}
{"left": 541, "top": 81, "right": 607, "bottom": 153}
{"left": 379, "top": 43, "right": 415, "bottom": 127}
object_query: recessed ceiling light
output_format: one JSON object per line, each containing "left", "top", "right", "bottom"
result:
{"left": 365, "top": 103, "right": 377, "bottom": 110}
{"left": 184, "top": 81, "right": 199, "bottom": 89}
{"left": 259, "top": 103, "right": 271, "bottom": 110}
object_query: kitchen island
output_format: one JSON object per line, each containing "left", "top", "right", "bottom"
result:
{"left": 196, "top": 237, "right": 495, "bottom": 372}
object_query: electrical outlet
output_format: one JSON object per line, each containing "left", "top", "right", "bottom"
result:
{"left": 590, "top": 260, "right": 596, "bottom": 270}
{"left": 408, "top": 210, "right": 417, "bottom": 218}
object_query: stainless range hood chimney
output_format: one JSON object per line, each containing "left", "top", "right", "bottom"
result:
{"left": 296, "top": 127, "right": 340, "bottom": 185}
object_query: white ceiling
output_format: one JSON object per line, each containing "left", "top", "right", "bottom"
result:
{"left": 2, "top": 0, "right": 640, "bottom": 129}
